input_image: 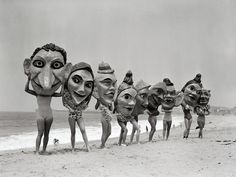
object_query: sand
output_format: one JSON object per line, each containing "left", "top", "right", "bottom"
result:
{"left": 0, "top": 115, "right": 236, "bottom": 177}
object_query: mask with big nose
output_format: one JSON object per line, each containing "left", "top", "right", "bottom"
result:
{"left": 24, "top": 48, "right": 67, "bottom": 96}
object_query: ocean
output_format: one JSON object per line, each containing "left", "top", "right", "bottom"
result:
{"left": 0, "top": 111, "right": 184, "bottom": 151}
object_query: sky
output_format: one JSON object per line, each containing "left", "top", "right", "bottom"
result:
{"left": 0, "top": 0, "right": 236, "bottom": 112}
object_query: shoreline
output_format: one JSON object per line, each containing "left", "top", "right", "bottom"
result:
{"left": 1, "top": 115, "right": 236, "bottom": 177}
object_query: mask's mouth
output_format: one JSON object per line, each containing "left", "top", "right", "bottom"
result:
{"left": 188, "top": 94, "right": 197, "bottom": 101}
{"left": 33, "top": 79, "right": 60, "bottom": 90}
{"left": 141, "top": 104, "right": 147, "bottom": 109}
{"left": 199, "top": 97, "right": 209, "bottom": 105}
{"left": 73, "top": 91, "right": 86, "bottom": 98}
{"left": 105, "top": 91, "right": 115, "bottom": 98}
{"left": 124, "top": 106, "right": 133, "bottom": 112}
{"left": 32, "top": 79, "right": 43, "bottom": 88}
{"left": 164, "top": 97, "right": 174, "bottom": 104}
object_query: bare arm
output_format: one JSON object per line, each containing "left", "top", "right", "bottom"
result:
{"left": 24, "top": 76, "right": 37, "bottom": 96}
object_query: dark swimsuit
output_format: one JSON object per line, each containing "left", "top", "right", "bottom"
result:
{"left": 183, "top": 107, "right": 192, "bottom": 120}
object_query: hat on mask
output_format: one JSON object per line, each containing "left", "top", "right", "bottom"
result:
{"left": 97, "top": 61, "right": 114, "bottom": 74}
{"left": 117, "top": 70, "right": 134, "bottom": 96}
{"left": 135, "top": 80, "right": 150, "bottom": 91}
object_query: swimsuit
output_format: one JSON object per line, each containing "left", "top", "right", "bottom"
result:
{"left": 183, "top": 107, "right": 192, "bottom": 120}
{"left": 69, "top": 110, "right": 82, "bottom": 121}
{"left": 163, "top": 111, "right": 172, "bottom": 121}
{"left": 99, "top": 105, "right": 113, "bottom": 122}
{"left": 117, "top": 113, "right": 133, "bottom": 124}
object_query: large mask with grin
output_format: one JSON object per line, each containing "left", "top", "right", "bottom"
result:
{"left": 162, "top": 85, "right": 183, "bottom": 111}
{"left": 198, "top": 89, "right": 211, "bottom": 107}
{"left": 116, "top": 83, "right": 137, "bottom": 117}
{"left": 131, "top": 80, "right": 150, "bottom": 116}
{"left": 63, "top": 62, "right": 94, "bottom": 110}
{"left": 183, "top": 83, "right": 202, "bottom": 107}
{"left": 194, "top": 89, "right": 211, "bottom": 116}
{"left": 94, "top": 62, "right": 117, "bottom": 107}
{"left": 23, "top": 43, "right": 70, "bottom": 96}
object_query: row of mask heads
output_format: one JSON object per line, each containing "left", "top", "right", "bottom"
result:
{"left": 23, "top": 43, "right": 211, "bottom": 116}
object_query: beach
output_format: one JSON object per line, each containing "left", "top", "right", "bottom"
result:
{"left": 0, "top": 114, "right": 236, "bottom": 177}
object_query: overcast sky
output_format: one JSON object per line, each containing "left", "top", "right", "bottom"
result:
{"left": 0, "top": 0, "right": 235, "bottom": 112}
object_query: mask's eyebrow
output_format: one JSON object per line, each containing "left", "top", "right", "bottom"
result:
{"left": 33, "top": 55, "right": 45, "bottom": 60}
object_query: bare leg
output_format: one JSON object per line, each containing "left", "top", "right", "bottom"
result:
{"left": 42, "top": 117, "right": 53, "bottom": 152}
{"left": 130, "top": 119, "right": 140, "bottom": 144}
{"left": 130, "top": 126, "right": 136, "bottom": 144}
{"left": 184, "top": 118, "right": 192, "bottom": 139}
{"left": 148, "top": 116, "right": 157, "bottom": 141}
{"left": 118, "top": 121, "right": 128, "bottom": 145}
{"left": 77, "top": 118, "right": 90, "bottom": 152}
{"left": 163, "top": 120, "right": 167, "bottom": 140}
{"left": 68, "top": 117, "right": 76, "bottom": 151}
{"left": 100, "top": 117, "right": 109, "bottom": 148}
{"left": 104, "top": 120, "right": 111, "bottom": 143}
{"left": 36, "top": 118, "right": 45, "bottom": 154}
{"left": 166, "top": 121, "right": 172, "bottom": 140}
{"left": 130, "top": 116, "right": 138, "bottom": 143}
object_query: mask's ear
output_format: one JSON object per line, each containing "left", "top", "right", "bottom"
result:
{"left": 92, "top": 82, "right": 99, "bottom": 99}
{"left": 175, "top": 91, "right": 184, "bottom": 107}
{"left": 23, "top": 58, "right": 31, "bottom": 76}
{"left": 63, "top": 63, "right": 72, "bottom": 82}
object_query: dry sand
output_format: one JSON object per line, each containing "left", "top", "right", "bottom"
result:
{"left": 0, "top": 115, "right": 236, "bottom": 177}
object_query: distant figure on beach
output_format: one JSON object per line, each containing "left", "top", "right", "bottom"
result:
{"left": 194, "top": 89, "right": 211, "bottom": 138}
{"left": 147, "top": 82, "right": 166, "bottom": 141}
{"left": 114, "top": 71, "right": 137, "bottom": 146}
{"left": 162, "top": 78, "right": 183, "bottom": 140}
{"left": 181, "top": 73, "right": 203, "bottom": 138}
{"left": 130, "top": 79, "right": 150, "bottom": 144}
{"left": 62, "top": 62, "right": 94, "bottom": 152}
{"left": 23, "top": 43, "right": 71, "bottom": 154}
{"left": 93, "top": 62, "right": 117, "bottom": 149}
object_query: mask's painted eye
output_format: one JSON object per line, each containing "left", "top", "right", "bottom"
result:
{"left": 124, "top": 94, "right": 131, "bottom": 100}
{"left": 51, "top": 61, "right": 64, "bottom": 69}
{"left": 190, "top": 85, "right": 195, "bottom": 91}
{"left": 85, "top": 82, "right": 93, "bottom": 89}
{"left": 140, "top": 93, "right": 146, "bottom": 99}
{"left": 33, "top": 60, "right": 45, "bottom": 68}
{"left": 196, "top": 90, "right": 201, "bottom": 95}
{"left": 72, "top": 75, "right": 82, "bottom": 84}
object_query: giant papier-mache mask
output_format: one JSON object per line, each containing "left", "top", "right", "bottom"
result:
{"left": 23, "top": 43, "right": 71, "bottom": 96}
{"left": 63, "top": 62, "right": 94, "bottom": 110}
{"left": 194, "top": 89, "right": 211, "bottom": 116}
{"left": 147, "top": 82, "right": 167, "bottom": 115}
{"left": 115, "top": 70, "right": 137, "bottom": 117}
{"left": 131, "top": 80, "right": 150, "bottom": 116}
{"left": 183, "top": 83, "right": 202, "bottom": 108}
{"left": 162, "top": 79, "right": 183, "bottom": 111}
{"left": 94, "top": 62, "right": 117, "bottom": 107}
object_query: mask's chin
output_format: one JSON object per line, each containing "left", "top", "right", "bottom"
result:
{"left": 71, "top": 91, "right": 87, "bottom": 105}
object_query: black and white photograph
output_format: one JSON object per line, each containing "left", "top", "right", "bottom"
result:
{"left": 0, "top": 0, "right": 236, "bottom": 176}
